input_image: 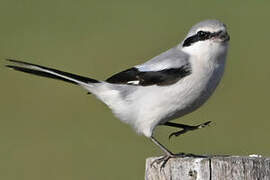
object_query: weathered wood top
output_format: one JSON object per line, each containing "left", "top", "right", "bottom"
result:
{"left": 145, "top": 155, "right": 270, "bottom": 180}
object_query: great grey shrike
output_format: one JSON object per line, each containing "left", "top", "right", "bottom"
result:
{"left": 6, "top": 19, "right": 230, "bottom": 168}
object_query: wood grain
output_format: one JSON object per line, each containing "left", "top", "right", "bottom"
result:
{"left": 145, "top": 155, "right": 270, "bottom": 180}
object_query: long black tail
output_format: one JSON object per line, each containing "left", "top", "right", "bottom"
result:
{"left": 6, "top": 59, "right": 100, "bottom": 85}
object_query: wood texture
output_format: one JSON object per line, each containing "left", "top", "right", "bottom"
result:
{"left": 145, "top": 155, "right": 270, "bottom": 180}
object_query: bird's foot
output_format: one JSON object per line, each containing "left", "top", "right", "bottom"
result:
{"left": 169, "top": 121, "right": 212, "bottom": 139}
{"left": 150, "top": 152, "right": 208, "bottom": 170}
{"left": 150, "top": 153, "right": 175, "bottom": 170}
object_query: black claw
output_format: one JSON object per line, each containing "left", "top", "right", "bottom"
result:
{"left": 168, "top": 133, "right": 175, "bottom": 139}
{"left": 150, "top": 155, "right": 173, "bottom": 170}
{"left": 168, "top": 129, "right": 187, "bottom": 139}
{"left": 160, "top": 156, "right": 170, "bottom": 170}
{"left": 150, "top": 153, "right": 208, "bottom": 170}
{"left": 198, "top": 121, "right": 212, "bottom": 128}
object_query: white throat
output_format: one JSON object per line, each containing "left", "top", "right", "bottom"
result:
{"left": 180, "top": 40, "right": 229, "bottom": 65}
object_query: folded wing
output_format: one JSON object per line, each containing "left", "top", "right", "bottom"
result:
{"left": 106, "top": 65, "right": 191, "bottom": 86}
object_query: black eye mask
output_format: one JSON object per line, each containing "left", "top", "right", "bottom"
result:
{"left": 183, "top": 30, "right": 223, "bottom": 47}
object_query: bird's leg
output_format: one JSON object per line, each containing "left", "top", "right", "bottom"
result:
{"left": 150, "top": 136, "right": 209, "bottom": 169}
{"left": 150, "top": 121, "right": 212, "bottom": 169}
{"left": 163, "top": 121, "right": 212, "bottom": 139}
{"left": 150, "top": 136, "right": 175, "bottom": 169}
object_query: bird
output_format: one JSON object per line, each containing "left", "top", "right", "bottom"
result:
{"left": 6, "top": 19, "right": 230, "bottom": 168}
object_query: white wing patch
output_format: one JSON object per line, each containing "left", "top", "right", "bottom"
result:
{"left": 127, "top": 80, "right": 140, "bottom": 85}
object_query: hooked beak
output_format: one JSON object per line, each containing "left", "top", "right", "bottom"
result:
{"left": 218, "top": 31, "right": 230, "bottom": 42}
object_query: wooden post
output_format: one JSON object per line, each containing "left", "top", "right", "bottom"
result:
{"left": 145, "top": 155, "right": 270, "bottom": 180}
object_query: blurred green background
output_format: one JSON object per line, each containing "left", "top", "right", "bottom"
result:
{"left": 0, "top": 0, "right": 269, "bottom": 179}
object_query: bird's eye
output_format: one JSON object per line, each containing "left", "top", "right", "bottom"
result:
{"left": 197, "top": 31, "right": 208, "bottom": 37}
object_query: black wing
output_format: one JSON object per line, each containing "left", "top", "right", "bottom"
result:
{"left": 106, "top": 65, "right": 191, "bottom": 86}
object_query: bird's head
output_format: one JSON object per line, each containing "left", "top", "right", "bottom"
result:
{"left": 180, "top": 20, "right": 230, "bottom": 62}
